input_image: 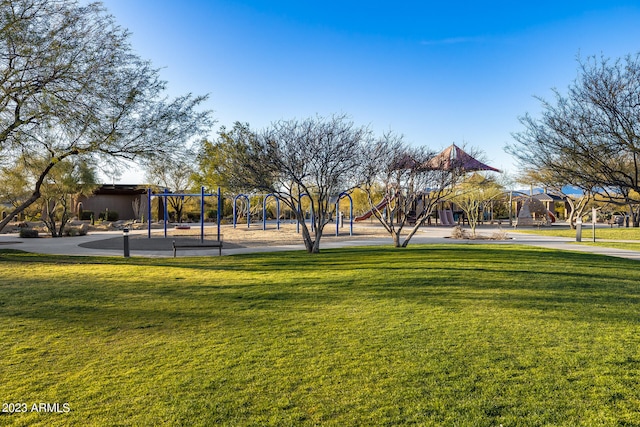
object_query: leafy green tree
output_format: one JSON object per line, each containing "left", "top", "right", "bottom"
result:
{"left": 1, "top": 154, "right": 97, "bottom": 235}
{"left": 0, "top": 0, "right": 212, "bottom": 232}
{"left": 0, "top": 158, "right": 30, "bottom": 211}
{"left": 450, "top": 174, "right": 504, "bottom": 237}
{"left": 145, "top": 151, "right": 197, "bottom": 223}
{"left": 39, "top": 158, "right": 98, "bottom": 237}
{"left": 194, "top": 123, "right": 259, "bottom": 192}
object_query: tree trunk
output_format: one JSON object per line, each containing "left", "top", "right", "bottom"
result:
{"left": 392, "top": 231, "right": 402, "bottom": 248}
{"left": 401, "top": 227, "right": 418, "bottom": 247}
{"left": 400, "top": 212, "right": 433, "bottom": 247}
{"left": 311, "top": 236, "right": 321, "bottom": 253}
{"left": 628, "top": 204, "right": 639, "bottom": 227}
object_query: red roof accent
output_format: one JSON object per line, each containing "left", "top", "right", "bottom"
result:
{"left": 424, "top": 144, "right": 501, "bottom": 172}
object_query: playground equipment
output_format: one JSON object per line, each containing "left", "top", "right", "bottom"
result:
{"left": 233, "top": 194, "right": 250, "bottom": 229}
{"left": 297, "top": 193, "right": 315, "bottom": 233}
{"left": 147, "top": 186, "right": 221, "bottom": 243}
{"left": 263, "top": 194, "right": 281, "bottom": 230}
{"left": 228, "top": 191, "right": 354, "bottom": 237}
{"left": 335, "top": 192, "right": 353, "bottom": 236}
{"left": 230, "top": 193, "right": 282, "bottom": 230}
{"left": 437, "top": 209, "right": 456, "bottom": 226}
{"left": 355, "top": 197, "right": 389, "bottom": 222}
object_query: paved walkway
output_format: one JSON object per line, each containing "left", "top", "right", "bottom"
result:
{"left": 1, "top": 226, "right": 640, "bottom": 261}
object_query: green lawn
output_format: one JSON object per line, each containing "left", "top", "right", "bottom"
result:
{"left": 514, "top": 226, "right": 640, "bottom": 250}
{"left": 2, "top": 246, "right": 640, "bottom": 426}
{"left": 514, "top": 225, "right": 640, "bottom": 240}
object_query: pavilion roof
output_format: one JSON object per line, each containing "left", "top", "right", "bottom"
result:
{"left": 423, "top": 143, "right": 501, "bottom": 172}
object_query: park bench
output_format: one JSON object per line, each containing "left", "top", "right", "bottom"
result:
{"left": 172, "top": 239, "right": 223, "bottom": 257}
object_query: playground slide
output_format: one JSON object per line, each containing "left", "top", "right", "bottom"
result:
{"left": 438, "top": 209, "right": 455, "bottom": 226}
{"left": 446, "top": 209, "right": 455, "bottom": 225}
{"left": 355, "top": 198, "right": 389, "bottom": 221}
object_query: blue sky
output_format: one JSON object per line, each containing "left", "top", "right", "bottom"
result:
{"left": 98, "top": 0, "right": 640, "bottom": 183}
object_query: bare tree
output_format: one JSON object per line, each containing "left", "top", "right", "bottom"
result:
{"left": 360, "top": 133, "right": 460, "bottom": 247}
{"left": 0, "top": 0, "right": 212, "bottom": 232}
{"left": 517, "top": 168, "right": 593, "bottom": 229}
{"left": 222, "top": 115, "right": 371, "bottom": 253}
{"left": 507, "top": 53, "right": 640, "bottom": 226}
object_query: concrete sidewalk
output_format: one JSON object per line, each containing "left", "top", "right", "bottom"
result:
{"left": 1, "top": 227, "right": 640, "bottom": 261}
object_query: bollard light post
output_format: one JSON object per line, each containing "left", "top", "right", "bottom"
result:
{"left": 575, "top": 219, "right": 582, "bottom": 242}
{"left": 123, "top": 228, "right": 130, "bottom": 258}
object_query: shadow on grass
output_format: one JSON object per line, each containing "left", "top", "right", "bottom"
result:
{"left": 2, "top": 245, "right": 640, "bottom": 327}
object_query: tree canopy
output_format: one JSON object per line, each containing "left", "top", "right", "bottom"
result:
{"left": 360, "top": 135, "right": 465, "bottom": 247}
{"left": 508, "top": 53, "right": 640, "bottom": 226}
{"left": 205, "top": 114, "right": 371, "bottom": 253}
{"left": 0, "top": 0, "right": 212, "bottom": 231}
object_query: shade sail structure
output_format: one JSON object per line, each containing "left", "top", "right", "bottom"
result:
{"left": 423, "top": 144, "right": 501, "bottom": 172}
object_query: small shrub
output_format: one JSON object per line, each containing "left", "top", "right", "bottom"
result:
{"left": 64, "top": 224, "right": 88, "bottom": 237}
{"left": 451, "top": 226, "right": 469, "bottom": 239}
{"left": 19, "top": 228, "right": 39, "bottom": 238}
{"left": 490, "top": 230, "right": 509, "bottom": 240}
{"left": 206, "top": 209, "right": 217, "bottom": 220}
{"left": 98, "top": 211, "right": 119, "bottom": 221}
{"left": 80, "top": 211, "right": 94, "bottom": 221}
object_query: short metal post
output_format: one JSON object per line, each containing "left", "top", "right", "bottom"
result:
{"left": 123, "top": 228, "right": 130, "bottom": 258}
{"left": 592, "top": 207, "right": 597, "bottom": 242}
{"left": 575, "top": 219, "right": 582, "bottom": 242}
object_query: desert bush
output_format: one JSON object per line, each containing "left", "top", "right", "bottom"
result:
{"left": 64, "top": 223, "right": 89, "bottom": 237}
{"left": 80, "top": 211, "right": 94, "bottom": 221}
{"left": 490, "top": 230, "right": 509, "bottom": 240}
{"left": 451, "top": 226, "right": 469, "bottom": 239}
{"left": 19, "top": 228, "right": 39, "bottom": 238}
{"left": 98, "top": 211, "right": 119, "bottom": 221}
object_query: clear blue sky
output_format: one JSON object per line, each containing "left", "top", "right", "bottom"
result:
{"left": 98, "top": 0, "right": 640, "bottom": 183}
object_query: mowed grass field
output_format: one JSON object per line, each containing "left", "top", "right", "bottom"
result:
{"left": 514, "top": 225, "right": 640, "bottom": 240}
{"left": 1, "top": 245, "right": 640, "bottom": 426}
{"left": 515, "top": 226, "right": 640, "bottom": 251}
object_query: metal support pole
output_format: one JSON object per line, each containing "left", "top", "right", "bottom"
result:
{"left": 263, "top": 195, "right": 268, "bottom": 231}
{"left": 247, "top": 197, "right": 251, "bottom": 229}
{"left": 163, "top": 188, "right": 169, "bottom": 239}
{"left": 349, "top": 201, "right": 353, "bottom": 236}
{"left": 147, "top": 188, "right": 152, "bottom": 239}
{"left": 200, "top": 186, "right": 205, "bottom": 243}
{"left": 336, "top": 199, "right": 340, "bottom": 237}
{"left": 217, "top": 187, "right": 221, "bottom": 242}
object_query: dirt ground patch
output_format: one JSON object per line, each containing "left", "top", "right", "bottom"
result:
{"left": 76, "top": 222, "right": 393, "bottom": 251}
{"left": 165, "top": 222, "right": 392, "bottom": 247}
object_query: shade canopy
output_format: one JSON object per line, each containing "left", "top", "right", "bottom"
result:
{"left": 424, "top": 144, "right": 501, "bottom": 172}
